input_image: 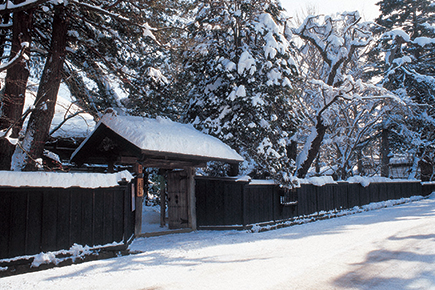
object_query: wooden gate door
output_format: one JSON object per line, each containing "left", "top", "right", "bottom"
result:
{"left": 167, "top": 170, "right": 189, "bottom": 229}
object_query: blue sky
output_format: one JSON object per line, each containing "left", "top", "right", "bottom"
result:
{"left": 280, "top": 0, "right": 380, "bottom": 21}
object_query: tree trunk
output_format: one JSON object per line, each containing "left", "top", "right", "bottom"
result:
{"left": 0, "top": 9, "right": 32, "bottom": 134}
{"left": 297, "top": 118, "right": 327, "bottom": 178}
{"left": 286, "top": 140, "right": 297, "bottom": 162}
{"left": 381, "top": 128, "right": 390, "bottom": 177}
{"left": 419, "top": 156, "right": 433, "bottom": 182}
{"left": 357, "top": 150, "right": 364, "bottom": 175}
{"left": 11, "top": 5, "right": 68, "bottom": 171}
{"left": 0, "top": 8, "right": 32, "bottom": 170}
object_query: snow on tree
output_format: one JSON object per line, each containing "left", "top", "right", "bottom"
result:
{"left": 291, "top": 11, "right": 411, "bottom": 179}
{"left": 0, "top": 0, "right": 33, "bottom": 169}
{"left": 370, "top": 0, "right": 435, "bottom": 180}
{"left": 0, "top": 0, "right": 160, "bottom": 171}
{"left": 122, "top": 1, "right": 192, "bottom": 119}
{"left": 58, "top": 0, "right": 162, "bottom": 116}
{"left": 180, "top": 0, "right": 299, "bottom": 182}
{"left": 11, "top": 3, "right": 69, "bottom": 171}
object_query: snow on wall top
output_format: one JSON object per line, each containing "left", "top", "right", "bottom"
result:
{"left": 236, "top": 175, "right": 418, "bottom": 188}
{"left": 98, "top": 112, "right": 244, "bottom": 162}
{"left": 0, "top": 170, "right": 133, "bottom": 188}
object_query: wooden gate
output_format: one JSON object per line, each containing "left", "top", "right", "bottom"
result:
{"left": 167, "top": 170, "right": 190, "bottom": 229}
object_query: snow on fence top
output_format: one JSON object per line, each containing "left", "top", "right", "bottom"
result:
{"left": 237, "top": 175, "right": 418, "bottom": 187}
{"left": 346, "top": 176, "right": 417, "bottom": 187}
{"left": 86, "top": 112, "right": 244, "bottom": 162}
{"left": 0, "top": 170, "right": 133, "bottom": 188}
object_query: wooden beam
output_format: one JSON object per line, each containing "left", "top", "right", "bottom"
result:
{"left": 140, "top": 148, "right": 242, "bottom": 164}
{"left": 118, "top": 156, "right": 139, "bottom": 164}
{"left": 142, "top": 159, "right": 205, "bottom": 169}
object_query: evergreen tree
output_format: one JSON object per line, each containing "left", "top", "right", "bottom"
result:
{"left": 179, "top": 0, "right": 299, "bottom": 182}
{"left": 11, "top": 3, "right": 69, "bottom": 171}
{"left": 1, "top": 0, "right": 165, "bottom": 170}
{"left": 371, "top": 0, "right": 435, "bottom": 180}
{"left": 375, "top": 0, "right": 435, "bottom": 104}
{"left": 122, "top": 0, "right": 191, "bottom": 119}
{"left": 0, "top": 0, "right": 34, "bottom": 169}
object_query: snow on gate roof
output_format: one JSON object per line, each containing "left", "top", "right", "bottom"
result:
{"left": 70, "top": 112, "right": 243, "bottom": 168}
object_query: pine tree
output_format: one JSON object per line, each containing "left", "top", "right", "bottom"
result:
{"left": 372, "top": 0, "right": 435, "bottom": 180}
{"left": 0, "top": 1, "right": 34, "bottom": 169}
{"left": 122, "top": 0, "right": 191, "bottom": 119}
{"left": 179, "top": 0, "right": 299, "bottom": 182}
{"left": 2, "top": 0, "right": 163, "bottom": 170}
{"left": 376, "top": 0, "right": 435, "bottom": 103}
{"left": 11, "top": 4, "right": 69, "bottom": 171}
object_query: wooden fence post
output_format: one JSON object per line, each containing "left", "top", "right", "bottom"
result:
{"left": 134, "top": 163, "right": 143, "bottom": 236}
{"left": 187, "top": 167, "right": 197, "bottom": 230}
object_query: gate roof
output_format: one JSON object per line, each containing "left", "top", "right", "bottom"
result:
{"left": 70, "top": 112, "right": 243, "bottom": 169}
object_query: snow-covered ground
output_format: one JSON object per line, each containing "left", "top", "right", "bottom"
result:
{"left": 141, "top": 204, "right": 171, "bottom": 234}
{"left": 2, "top": 193, "right": 435, "bottom": 290}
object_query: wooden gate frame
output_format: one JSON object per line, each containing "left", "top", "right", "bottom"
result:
{"left": 134, "top": 166, "right": 197, "bottom": 234}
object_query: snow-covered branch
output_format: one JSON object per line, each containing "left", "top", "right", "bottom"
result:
{"left": 0, "top": 41, "right": 29, "bottom": 73}
{"left": 294, "top": 12, "right": 373, "bottom": 87}
{"left": 0, "top": 0, "right": 49, "bottom": 15}
{"left": 70, "top": 0, "right": 158, "bottom": 44}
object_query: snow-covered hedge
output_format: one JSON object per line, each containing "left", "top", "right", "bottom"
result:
{"left": 0, "top": 170, "right": 133, "bottom": 188}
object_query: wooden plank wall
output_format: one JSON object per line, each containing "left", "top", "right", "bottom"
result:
{"left": 196, "top": 179, "right": 427, "bottom": 229}
{"left": 0, "top": 185, "right": 134, "bottom": 260}
{"left": 195, "top": 177, "right": 245, "bottom": 227}
{"left": 243, "top": 185, "right": 275, "bottom": 225}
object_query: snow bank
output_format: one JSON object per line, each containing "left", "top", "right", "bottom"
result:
{"left": 251, "top": 195, "right": 425, "bottom": 233}
{"left": 94, "top": 112, "right": 243, "bottom": 162}
{"left": 0, "top": 170, "right": 133, "bottom": 188}
{"left": 31, "top": 244, "right": 96, "bottom": 267}
{"left": 235, "top": 176, "right": 251, "bottom": 182}
{"left": 0, "top": 241, "right": 124, "bottom": 268}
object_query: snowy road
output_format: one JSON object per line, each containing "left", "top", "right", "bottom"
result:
{"left": 1, "top": 194, "right": 435, "bottom": 290}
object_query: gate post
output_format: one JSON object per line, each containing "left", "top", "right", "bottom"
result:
{"left": 134, "top": 163, "right": 144, "bottom": 236}
{"left": 186, "top": 167, "right": 197, "bottom": 230}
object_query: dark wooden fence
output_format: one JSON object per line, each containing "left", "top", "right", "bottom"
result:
{"left": 196, "top": 177, "right": 431, "bottom": 229}
{"left": 0, "top": 183, "right": 135, "bottom": 260}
